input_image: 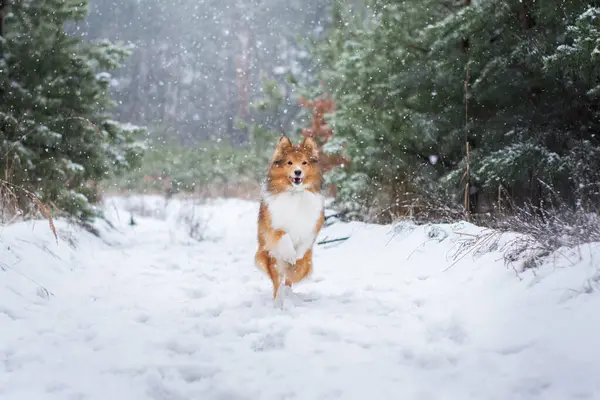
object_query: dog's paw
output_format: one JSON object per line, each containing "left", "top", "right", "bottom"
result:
{"left": 275, "top": 234, "right": 296, "bottom": 265}
{"left": 274, "top": 285, "right": 300, "bottom": 310}
{"left": 273, "top": 285, "right": 288, "bottom": 309}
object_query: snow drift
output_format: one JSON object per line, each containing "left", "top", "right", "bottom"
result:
{"left": 1, "top": 195, "right": 599, "bottom": 400}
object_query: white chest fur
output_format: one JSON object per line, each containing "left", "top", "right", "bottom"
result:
{"left": 264, "top": 189, "right": 324, "bottom": 259}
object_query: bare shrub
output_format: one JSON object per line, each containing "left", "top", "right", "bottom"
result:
{"left": 493, "top": 204, "right": 600, "bottom": 251}
{"left": 1, "top": 178, "right": 58, "bottom": 242}
{"left": 493, "top": 204, "right": 600, "bottom": 271}
{"left": 387, "top": 182, "right": 599, "bottom": 273}
{"left": 442, "top": 202, "right": 600, "bottom": 275}
{"left": 122, "top": 195, "right": 168, "bottom": 220}
{"left": 444, "top": 230, "right": 503, "bottom": 270}
{"left": 382, "top": 190, "right": 468, "bottom": 225}
{"left": 176, "top": 201, "right": 212, "bottom": 242}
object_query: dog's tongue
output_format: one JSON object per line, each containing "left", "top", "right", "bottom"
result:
{"left": 293, "top": 177, "right": 302, "bottom": 184}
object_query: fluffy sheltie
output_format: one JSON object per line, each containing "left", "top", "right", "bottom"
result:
{"left": 255, "top": 135, "right": 325, "bottom": 306}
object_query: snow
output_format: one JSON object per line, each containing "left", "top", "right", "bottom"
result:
{"left": 1, "top": 195, "right": 600, "bottom": 400}
{"left": 272, "top": 66, "right": 286, "bottom": 75}
{"left": 65, "top": 160, "right": 85, "bottom": 172}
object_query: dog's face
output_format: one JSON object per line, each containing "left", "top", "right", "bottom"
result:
{"left": 267, "top": 136, "right": 321, "bottom": 193}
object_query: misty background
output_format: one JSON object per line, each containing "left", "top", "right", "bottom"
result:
{"left": 73, "top": 0, "right": 331, "bottom": 145}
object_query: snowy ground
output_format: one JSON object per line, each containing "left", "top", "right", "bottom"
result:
{"left": 1, "top": 195, "right": 600, "bottom": 400}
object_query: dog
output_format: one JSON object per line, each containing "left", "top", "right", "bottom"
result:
{"left": 255, "top": 135, "right": 325, "bottom": 306}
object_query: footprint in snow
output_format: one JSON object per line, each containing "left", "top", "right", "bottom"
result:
{"left": 201, "top": 324, "right": 223, "bottom": 338}
{"left": 311, "top": 326, "right": 342, "bottom": 341}
{"left": 164, "top": 339, "right": 198, "bottom": 356}
{"left": 182, "top": 287, "right": 206, "bottom": 299}
{"left": 135, "top": 313, "right": 151, "bottom": 324}
{"left": 45, "top": 382, "right": 69, "bottom": 393}
{"left": 251, "top": 330, "right": 288, "bottom": 352}
{"left": 165, "top": 263, "right": 181, "bottom": 271}
{"left": 512, "top": 377, "right": 552, "bottom": 397}
{"left": 426, "top": 319, "right": 469, "bottom": 345}
{"left": 412, "top": 298, "right": 426, "bottom": 308}
{"left": 292, "top": 291, "right": 320, "bottom": 303}
{"left": 0, "top": 306, "right": 21, "bottom": 320}
{"left": 497, "top": 342, "right": 532, "bottom": 356}
{"left": 177, "top": 364, "right": 219, "bottom": 383}
{"left": 146, "top": 377, "right": 187, "bottom": 400}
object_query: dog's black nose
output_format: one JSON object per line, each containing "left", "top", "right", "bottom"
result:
{"left": 294, "top": 169, "right": 302, "bottom": 176}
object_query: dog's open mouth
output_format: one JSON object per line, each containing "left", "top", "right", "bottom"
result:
{"left": 292, "top": 177, "right": 303, "bottom": 185}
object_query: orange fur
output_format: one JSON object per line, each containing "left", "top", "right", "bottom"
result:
{"left": 255, "top": 136, "right": 325, "bottom": 301}
{"left": 264, "top": 136, "right": 322, "bottom": 195}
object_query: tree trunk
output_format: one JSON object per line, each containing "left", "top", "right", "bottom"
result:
{"left": 0, "top": 0, "right": 7, "bottom": 99}
{"left": 231, "top": 0, "right": 253, "bottom": 145}
{"left": 0, "top": 0, "right": 5, "bottom": 37}
{"left": 518, "top": 1, "right": 536, "bottom": 30}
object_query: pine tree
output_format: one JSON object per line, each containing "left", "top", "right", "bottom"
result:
{"left": 305, "top": 0, "right": 451, "bottom": 217}
{"left": 421, "top": 0, "right": 600, "bottom": 210}
{"left": 308, "top": 0, "right": 600, "bottom": 219}
{"left": 0, "top": 0, "right": 144, "bottom": 223}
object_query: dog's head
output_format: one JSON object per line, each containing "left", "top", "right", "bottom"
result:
{"left": 266, "top": 136, "right": 322, "bottom": 194}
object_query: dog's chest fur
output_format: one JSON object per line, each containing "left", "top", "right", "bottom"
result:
{"left": 264, "top": 189, "right": 324, "bottom": 253}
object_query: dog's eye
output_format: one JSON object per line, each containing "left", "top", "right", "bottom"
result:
{"left": 302, "top": 161, "right": 308, "bottom": 165}
{"left": 287, "top": 161, "right": 293, "bottom": 165}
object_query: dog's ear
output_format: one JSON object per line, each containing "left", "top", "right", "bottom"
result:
{"left": 276, "top": 135, "right": 293, "bottom": 151}
{"left": 302, "top": 136, "right": 319, "bottom": 161}
{"left": 272, "top": 135, "right": 292, "bottom": 163}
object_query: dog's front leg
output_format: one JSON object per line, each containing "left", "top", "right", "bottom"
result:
{"left": 268, "top": 230, "right": 296, "bottom": 266}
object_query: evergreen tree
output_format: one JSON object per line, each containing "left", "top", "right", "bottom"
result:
{"left": 306, "top": 0, "right": 451, "bottom": 217}
{"left": 308, "top": 0, "right": 600, "bottom": 219}
{"left": 423, "top": 0, "right": 600, "bottom": 210}
{"left": 0, "top": 0, "right": 144, "bottom": 223}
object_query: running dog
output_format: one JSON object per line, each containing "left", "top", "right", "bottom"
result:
{"left": 255, "top": 136, "right": 325, "bottom": 306}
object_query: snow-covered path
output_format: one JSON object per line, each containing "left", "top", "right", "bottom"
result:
{"left": 2, "top": 196, "right": 600, "bottom": 400}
